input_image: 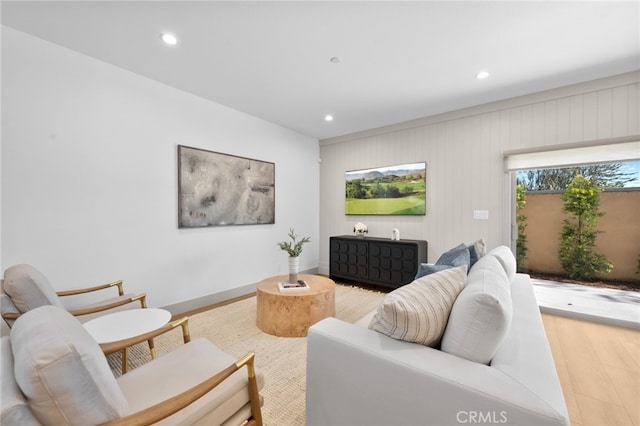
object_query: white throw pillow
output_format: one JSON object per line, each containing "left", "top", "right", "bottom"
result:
{"left": 488, "top": 245, "right": 517, "bottom": 281}
{"left": 369, "top": 266, "right": 467, "bottom": 347}
{"left": 440, "top": 254, "right": 512, "bottom": 364}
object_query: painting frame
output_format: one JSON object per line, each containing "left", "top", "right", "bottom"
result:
{"left": 178, "top": 145, "right": 275, "bottom": 228}
{"left": 345, "top": 161, "right": 426, "bottom": 215}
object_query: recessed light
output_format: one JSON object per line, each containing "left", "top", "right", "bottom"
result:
{"left": 330, "top": 57, "right": 340, "bottom": 64}
{"left": 325, "top": 114, "right": 334, "bottom": 122}
{"left": 161, "top": 33, "right": 178, "bottom": 46}
{"left": 476, "top": 71, "right": 489, "bottom": 79}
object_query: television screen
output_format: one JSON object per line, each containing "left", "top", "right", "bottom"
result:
{"left": 345, "top": 162, "right": 426, "bottom": 215}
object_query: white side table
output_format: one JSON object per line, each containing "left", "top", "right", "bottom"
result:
{"left": 83, "top": 308, "right": 172, "bottom": 373}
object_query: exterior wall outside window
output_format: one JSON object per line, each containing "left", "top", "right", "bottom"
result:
{"left": 519, "top": 189, "right": 640, "bottom": 281}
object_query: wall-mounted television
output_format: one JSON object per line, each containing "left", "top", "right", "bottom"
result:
{"left": 345, "top": 162, "right": 426, "bottom": 215}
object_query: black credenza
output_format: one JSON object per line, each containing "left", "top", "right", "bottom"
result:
{"left": 329, "top": 235, "right": 428, "bottom": 290}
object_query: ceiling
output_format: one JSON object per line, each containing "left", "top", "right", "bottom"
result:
{"left": 2, "top": 1, "right": 639, "bottom": 140}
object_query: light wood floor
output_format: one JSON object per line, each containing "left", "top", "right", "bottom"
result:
{"left": 542, "top": 314, "right": 640, "bottom": 425}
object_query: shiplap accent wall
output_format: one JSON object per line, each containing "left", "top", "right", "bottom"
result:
{"left": 318, "top": 72, "right": 639, "bottom": 274}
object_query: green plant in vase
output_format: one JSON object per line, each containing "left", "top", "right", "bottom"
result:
{"left": 277, "top": 228, "right": 311, "bottom": 283}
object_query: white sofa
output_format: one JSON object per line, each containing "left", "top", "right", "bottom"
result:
{"left": 306, "top": 246, "right": 569, "bottom": 426}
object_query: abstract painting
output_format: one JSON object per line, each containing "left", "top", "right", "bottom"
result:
{"left": 178, "top": 145, "right": 275, "bottom": 227}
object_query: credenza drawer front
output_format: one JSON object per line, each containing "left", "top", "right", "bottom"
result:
{"left": 369, "top": 242, "right": 421, "bottom": 286}
{"left": 330, "top": 238, "right": 368, "bottom": 280}
{"left": 329, "top": 236, "right": 427, "bottom": 289}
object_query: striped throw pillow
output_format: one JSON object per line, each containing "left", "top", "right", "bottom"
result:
{"left": 368, "top": 266, "right": 467, "bottom": 347}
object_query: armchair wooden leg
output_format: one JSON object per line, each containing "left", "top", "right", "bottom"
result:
{"left": 146, "top": 317, "right": 188, "bottom": 362}
{"left": 122, "top": 348, "right": 128, "bottom": 374}
{"left": 236, "top": 352, "right": 263, "bottom": 426}
{"left": 148, "top": 338, "right": 156, "bottom": 359}
{"left": 179, "top": 317, "right": 191, "bottom": 343}
{"left": 248, "top": 374, "right": 263, "bottom": 426}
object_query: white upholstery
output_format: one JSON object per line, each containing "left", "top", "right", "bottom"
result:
{"left": 1, "top": 264, "right": 141, "bottom": 328}
{"left": 0, "top": 338, "right": 40, "bottom": 425}
{"left": 1, "top": 290, "right": 20, "bottom": 335}
{"left": 306, "top": 246, "right": 569, "bottom": 426}
{"left": 2, "top": 305, "right": 264, "bottom": 426}
{"left": 440, "top": 254, "right": 512, "bottom": 364}
{"left": 489, "top": 245, "right": 518, "bottom": 281}
{"left": 492, "top": 274, "right": 568, "bottom": 423}
{"left": 117, "top": 338, "right": 265, "bottom": 425}
{"left": 0, "top": 316, "right": 10, "bottom": 337}
{"left": 10, "top": 306, "right": 129, "bottom": 425}
{"left": 3, "top": 265, "right": 65, "bottom": 312}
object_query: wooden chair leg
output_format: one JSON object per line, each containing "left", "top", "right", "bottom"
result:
{"left": 121, "top": 348, "right": 128, "bottom": 374}
{"left": 238, "top": 352, "right": 263, "bottom": 426}
{"left": 148, "top": 338, "right": 156, "bottom": 359}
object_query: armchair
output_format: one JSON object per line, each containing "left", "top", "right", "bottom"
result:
{"left": 1, "top": 264, "right": 146, "bottom": 331}
{"left": 2, "top": 305, "right": 264, "bottom": 426}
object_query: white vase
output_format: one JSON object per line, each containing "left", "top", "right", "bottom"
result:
{"left": 288, "top": 256, "right": 299, "bottom": 284}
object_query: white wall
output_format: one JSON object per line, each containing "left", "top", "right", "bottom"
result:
{"left": 319, "top": 72, "right": 639, "bottom": 274}
{"left": 1, "top": 27, "right": 319, "bottom": 310}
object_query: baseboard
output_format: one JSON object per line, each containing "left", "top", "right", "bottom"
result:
{"left": 161, "top": 267, "right": 319, "bottom": 316}
{"left": 161, "top": 283, "right": 256, "bottom": 316}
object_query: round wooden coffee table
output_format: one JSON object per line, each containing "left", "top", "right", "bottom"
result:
{"left": 256, "top": 274, "right": 335, "bottom": 337}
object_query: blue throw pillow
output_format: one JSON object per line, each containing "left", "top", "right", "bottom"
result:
{"left": 415, "top": 263, "right": 452, "bottom": 279}
{"left": 467, "top": 245, "right": 479, "bottom": 267}
{"left": 436, "top": 244, "right": 471, "bottom": 269}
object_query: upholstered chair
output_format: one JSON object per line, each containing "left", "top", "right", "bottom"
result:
{"left": 1, "top": 305, "right": 264, "bottom": 426}
{"left": 1, "top": 264, "right": 146, "bottom": 330}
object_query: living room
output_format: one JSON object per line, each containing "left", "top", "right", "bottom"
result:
{"left": 1, "top": 1, "right": 639, "bottom": 425}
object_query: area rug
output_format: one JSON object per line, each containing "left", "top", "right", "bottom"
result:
{"left": 107, "top": 283, "right": 386, "bottom": 426}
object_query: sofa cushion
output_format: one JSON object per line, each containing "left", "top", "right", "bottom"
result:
{"left": 10, "top": 305, "right": 129, "bottom": 425}
{"left": 440, "top": 255, "right": 513, "bottom": 364}
{"left": 435, "top": 245, "right": 470, "bottom": 269}
{"left": 369, "top": 266, "right": 467, "bottom": 347}
{"left": 3, "top": 264, "right": 64, "bottom": 313}
{"left": 118, "top": 338, "right": 265, "bottom": 425}
{"left": 488, "top": 245, "right": 517, "bottom": 281}
{"left": 491, "top": 274, "right": 570, "bottom": 423}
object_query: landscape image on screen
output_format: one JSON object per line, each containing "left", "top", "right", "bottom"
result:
{"left": 345, "top": 162, "right": 426, "bottom": 215}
